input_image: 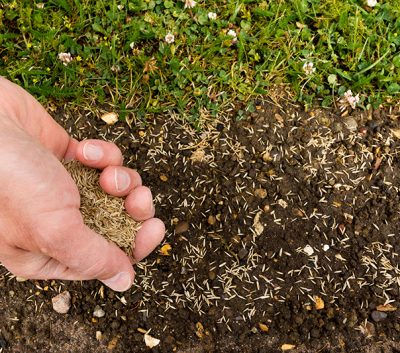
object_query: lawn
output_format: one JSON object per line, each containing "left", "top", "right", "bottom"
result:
{"left": 0, "top": 0, "right": 400, "bottom": 123}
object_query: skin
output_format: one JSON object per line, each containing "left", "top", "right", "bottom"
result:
{"left": 0, "top": 77, "right": 165, "bottom": 292}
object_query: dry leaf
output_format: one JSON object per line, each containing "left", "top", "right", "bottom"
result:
{"left": 314, "top": 296, "right": 325, "bottom": 310}
{"left": 195, "top": 322, "right": 205, "bottom": 339}
{"left": 376, "top": 304, "right": 397, "bottom": 312}
{"left": 159, "top": 244, "right": 172, "bottom": 256}
{"left": 100, "top": 112, "right": 118, "bottom": 125}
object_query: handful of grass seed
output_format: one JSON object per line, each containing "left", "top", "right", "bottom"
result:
{"left": 64, "top": 161, "right": 141, "bottom": 257}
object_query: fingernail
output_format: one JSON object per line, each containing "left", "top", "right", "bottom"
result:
{"left": 83, "top": 143, "right": 103, "bottom": 161}
{"left": 101, "top": 272, "right": 132, "bottom": 292}
{"left": 115, "top": 169, "right": 130, "bottom": 192}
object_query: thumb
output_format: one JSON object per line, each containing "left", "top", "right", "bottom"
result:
{"left": 36, "top": 214, "right": 135, "bottom": 292}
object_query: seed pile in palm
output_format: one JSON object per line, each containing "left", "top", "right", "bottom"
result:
{"left": 64, "top": 161, "right": 141, "bottom": 257}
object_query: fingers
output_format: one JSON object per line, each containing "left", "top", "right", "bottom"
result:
{"left": 132, "top": 218, "right": 165, "bottom": 262}
{"left": 125, "top": 186, "right": 155, "bottom": 221}
{"left": 75, "top": 139, "right": 123, "bottom": 169}
{"left": 99, "top": 166, "right": 142, "bottom": 196}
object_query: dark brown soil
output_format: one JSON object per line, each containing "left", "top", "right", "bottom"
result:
{"left": 1, "top": 99, "right": 400, "bottom": 353}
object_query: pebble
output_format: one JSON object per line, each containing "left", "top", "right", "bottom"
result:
{"left": 93, "top": 305, "right": 105, "bottom": 318}
{"left": 238, "top": 248, "right": 248, "bottom": 259}
{"left": 303, "top": 245, "right": 314, "bottom": 256}
{"left": 343, "top": 117, "right": 358, "bottom": 132}
{"left": 96, "top": 331, "right": 103, "bottom": 341}
{"left": 100, "top": 112, "right": 118, "bottom": 125}
{"left": 371, "top": 310, "right": 387, "bottom": 322}
{"left": 52, "top": 291, "right": 71, "bottom": 314}
{"left": 322, "top": 244, "right": 330, "bottom": 251}
{"left": 175, "top": 221, "right": 189, "bottom": 234}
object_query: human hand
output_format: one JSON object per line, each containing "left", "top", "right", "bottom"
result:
{"left": 0, "top": 77, "right": 165, "bottom": 291}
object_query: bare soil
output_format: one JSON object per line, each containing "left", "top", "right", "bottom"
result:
{"left": 1, "top": 99, "right": 400, "bottom": 353}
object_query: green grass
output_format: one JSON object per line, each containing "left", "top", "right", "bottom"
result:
{"left": 1, "top": 0, "right": 400, "bottom": 123}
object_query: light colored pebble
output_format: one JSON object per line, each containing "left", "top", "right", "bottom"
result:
{"left": 52, "top": 291, "right": 71, "bottom": 314}
{"left": 93, "top": 305, "right": 105, "bottom": 318}
{"left": 303, "top": 245, "right": 314, "bottom": 256}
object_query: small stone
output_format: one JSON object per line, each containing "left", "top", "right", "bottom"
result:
{"left": 250, "top": 326, "right": 258, "bottom": 334}
{"left": 93, "top": 305, "right": 105, "bottom": 318}
{"left": 16, "top": 276, "right": 27, "bottom": 282}
{"left": 322, "top": 244, "right": 330, "bottom": 251}
{"left": 371, "top": 310, "right": 387, "bottom": 322}
{"left": 303, "top": 245, "right": 314, "bottom": 256}
{"left": 52, "top": 291, "right": 71, "bottom": 314}
{"left": 254, "top": 188, "right": 267, "bottom": 199}
{"left": 263, "top": 204, "right": 271, "bottom": 213}
{"left": 207, "top": 215, "right": 216, "bottom": 225}
{"left": 238, "top": 248, "right": 248, "bottom": 260}
{"left": 96, "top": 331, "right": 103, "bottom": 341}
{"left": 175, "top": 221, "right": 189, "bottom": 234}
{"left": 100, "top": 112, "right": 118, "bottom": 125}
{"left": 343, "top": 117, "right": 358, "bottom": 132}
{"left": 144, "top": 334, "right": 160, "bottom": 348}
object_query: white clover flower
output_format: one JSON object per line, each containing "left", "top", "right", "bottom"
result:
{"left": 339, "top": 90, "right": 360, "bottom": 111}
{"left": 208, "top": 12, "right": 217, "bottom": 20}
{"left": 367, "top": 0, "right": 377, "bottom": 7}
{"left": 58, "top": 52, "right": 73, "bottom": 66}
{"left": 227, "top": 29, "right": 237, "bottom": 37}
{"left": 183, "top": 0, "right": 196, "bottom": 9}
{"left": 302, "top": 62, "right": 315, "bottom": 75}
{"left": 165, "top": 33, "right": 175, "bottom": 44}
{"left": 344, "top": 90, "right": 360, "bottom": 109}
